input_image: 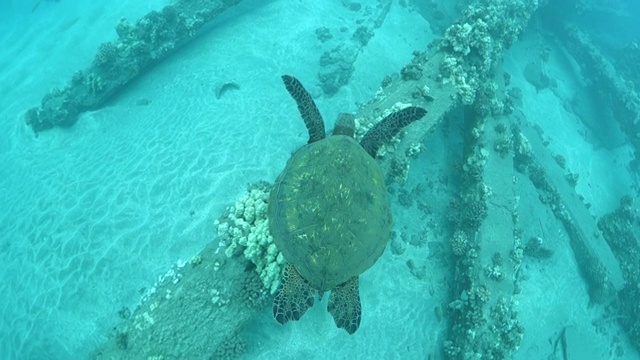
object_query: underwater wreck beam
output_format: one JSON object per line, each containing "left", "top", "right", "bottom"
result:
{"left": 353, "top": 0, "right": 542, "bottom": 182}
{"left": 89, "top": 242, "right": 264, "bottom": 359}
{"left": 443, "top": 106, "right": 526, "bottom": 359}
{"left": 514, "top": 116, "right": 625, "bottom": 299}
{"left": 24, "top": 0, "right": 242, "bottom": 133}
{"left": 560, "top": 24, "right": 640, "bottom": 168}
{"left": 598, "top": 197, "right": 640, "bottom": 351}
{"left": 90, "top": 0, "right": 544, "bottom": 358}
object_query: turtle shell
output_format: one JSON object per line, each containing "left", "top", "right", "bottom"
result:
{"left": 268, "top": 135, "right": 392, "bottom": 292}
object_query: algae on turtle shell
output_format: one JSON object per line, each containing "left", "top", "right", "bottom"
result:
{"left": 269, "top": 75, "right": 427, "bottom": 334}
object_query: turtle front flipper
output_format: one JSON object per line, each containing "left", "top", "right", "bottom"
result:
{"left": 327, "top": 276, "right": 362, "bottom": 335}
{"left": 360, "top": 106, "right": 428, "bottom": 158}
{"left": 273, "top": 263, "right": 315, "bottom": 325}
{"left": 282, "top": 75, "right": 326, "bottom": 143}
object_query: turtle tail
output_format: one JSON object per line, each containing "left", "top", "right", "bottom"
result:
{"left": 360, "top": 106, "right": 427, "bottom": 158}
{"left": 282, "top": 75, "right": 326, "bottom": 143}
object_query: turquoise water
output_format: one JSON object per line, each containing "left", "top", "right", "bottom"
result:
{"left": 0, "top": 0, "right": 639, "bottom": 359}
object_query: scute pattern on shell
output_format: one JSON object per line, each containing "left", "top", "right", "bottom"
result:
{"left": 268, "top": 135, "right": 392, "bottom": 291}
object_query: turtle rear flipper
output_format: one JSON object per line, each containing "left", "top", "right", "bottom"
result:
{"left": 360, "top": 106, "right": 427, "bottom": 158}
{"left": 282, "top": 75, "right": 326, "bottom": 143}
{"left": 273, "top": 263, "right": 315, "bottom": 325}
{"left": 327, "top": 276, "right": 362, "bottom": 335}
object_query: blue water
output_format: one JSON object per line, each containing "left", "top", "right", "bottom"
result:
{"left": 0, "top": 0, "right": 639, "bottom": 359}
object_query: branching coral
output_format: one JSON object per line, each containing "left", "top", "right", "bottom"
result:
{"left": 450, "top": 230, "right": 469, "bottom": 256}
{"left": 93, "top": 42, "right": 119, "bottom": 67}
{"left": 439, "top": 0, "right": 540, "bottom": 105}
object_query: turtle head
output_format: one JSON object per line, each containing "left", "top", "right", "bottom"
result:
{"left": 332, "top": 113, "right": 356, "bottom": 137}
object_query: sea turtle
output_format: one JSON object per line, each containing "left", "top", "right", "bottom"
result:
{"left": 269, "top": 75, "right": 427, "bottom": 334}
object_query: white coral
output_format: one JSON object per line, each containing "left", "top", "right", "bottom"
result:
{"left": 217, "top": 184, "right": 284, "bottom": 293}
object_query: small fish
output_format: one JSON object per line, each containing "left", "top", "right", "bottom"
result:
{"left": 215, "top": 82, "right": 240, "bottom": 99}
